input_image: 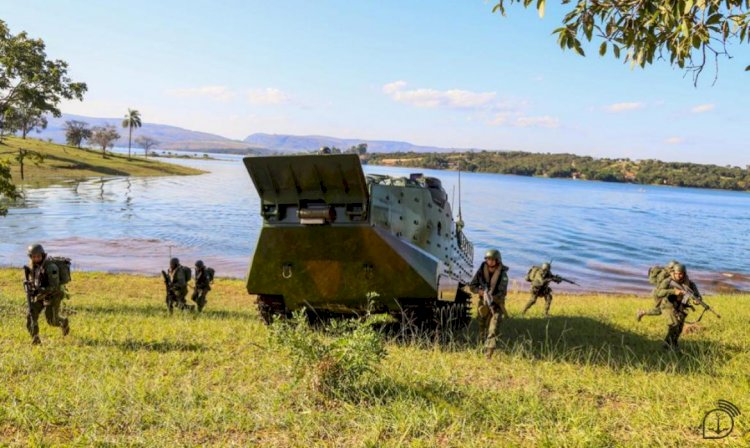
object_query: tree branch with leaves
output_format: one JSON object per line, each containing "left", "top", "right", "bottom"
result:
{"left": 492, "top": 0, "right": 750, "bottom": 84}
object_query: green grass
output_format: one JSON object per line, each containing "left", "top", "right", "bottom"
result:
{"left": 0, "top": 136, "right": 203, "bottom": 186}
{"left": 0, "top": 269, "right": 748, "bottom": 446}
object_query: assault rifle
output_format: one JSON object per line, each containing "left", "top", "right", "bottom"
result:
{"left": 550, "top": 275, "right": 579, "bottom": 286}
{"left": 22, "top": 266, "right": 35, "bottom": 313}
{"left": 161, "top": 270, "right": 176, "bottom": 314}
{"left": 669, "top": 279, "right": 721, "bottom": 322}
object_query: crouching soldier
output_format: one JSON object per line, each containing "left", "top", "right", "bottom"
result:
{"left": 469, "top": 249, "right": 509, "bottom": 358}
{"left": 23, "top": 244, "right": 70, "bottom": 345}
{"left": 191, "top": 260, "right": 214, "bottom": 312}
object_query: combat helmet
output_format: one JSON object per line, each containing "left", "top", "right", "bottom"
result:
{"left": 170, "top": 257, "right": 180, "bottom": 269}
{"left": 672, "top": 263, "right": 687, "bottom": 274}
{"left": 541, "top": 262, "right": 551, "bottom": 272}
{"left": 27, "top": 243, "right": 46, "bottom": 257}
{"left": 666, "top": 260, "right": 679, "bottom": 271}
{"left": 484, "top": 249, "right": 501, "bottom": 261}
{"left": 195, "top": 260, "right": 205, "bottom": 269}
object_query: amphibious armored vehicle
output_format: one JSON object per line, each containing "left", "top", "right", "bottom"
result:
{"left": 243, "top": 153, "right": 474, "bottom": 325}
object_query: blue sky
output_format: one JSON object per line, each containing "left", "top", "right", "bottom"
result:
{"left": 2, "top": 1, "right": 749, "bottom": 165}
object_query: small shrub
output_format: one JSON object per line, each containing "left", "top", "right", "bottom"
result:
{"left": 269, "top": 310, "right": 387, "bottom": 399}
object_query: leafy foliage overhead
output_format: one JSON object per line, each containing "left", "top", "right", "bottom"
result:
{"left": 492, "top": 0, "right": 750, "bottom": 83}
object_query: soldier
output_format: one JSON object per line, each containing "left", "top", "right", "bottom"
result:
{"left": 191, "top": 260, "right": 212, "bottom": 312}
{"left": 469, "top": 249, "right": 509, "bottom": 358}
{"left": 522, "top": 262, "right": 559, "bottom": 317}
{"left": 637, "top": 260, "right": 679, "bottom": 321}
{"left": 653, "top": 263, "right": 704, "bottom": 351}
{"left": 168, "top": 257, "right": 190, "bottom": 311}
{"left": 24, "top": 244, "right": 70, "bottom": 345}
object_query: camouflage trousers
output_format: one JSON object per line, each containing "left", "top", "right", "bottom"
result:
{"left": 191, "top": 287, "right": 209, "bottom": 312}
{"left": 523, "top": 288, "right": 553, "bottom": 315}
{"left": 478, "top": 298, "right": 506, "bottom": 349}
{"left": 664, "top": 303, "right": 687, "bottom": 348}
{"left": 27, "top": 292, "right": 69, "bottom": 339}
{"left": 641, "top": 295, "right": 664, "bottom": 317}
{"left": 170, "top": 287, "right": 191, "bottom": 312}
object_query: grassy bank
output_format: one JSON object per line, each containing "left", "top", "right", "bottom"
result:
{"left": 0, "top": 269, "right": 748, "bottom": 446}
{"left": 0, "top": 137, "right": 204, "bottom": 186}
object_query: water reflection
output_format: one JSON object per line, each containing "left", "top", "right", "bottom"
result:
{"left": 0, "top": 153, "right": 748, "bottom": 294}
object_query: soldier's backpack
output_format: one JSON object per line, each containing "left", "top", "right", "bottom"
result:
{"left": 47, "top": 257, "right": 72, "bottom": 285}
{"left": 648, "top": 265, "right": 668, "bottom": 285}
{"left": 525, "top": 266, "right": 541, "bottom": 282}
{"left": 206, "top": 267, "right": 215, "bottom": 283}
{"left": 182, "top": 265, "right": 192, "bottom": 282}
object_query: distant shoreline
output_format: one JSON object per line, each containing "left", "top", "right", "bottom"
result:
{"left": 364, "top": 152, "right": 750, "bottom": 193}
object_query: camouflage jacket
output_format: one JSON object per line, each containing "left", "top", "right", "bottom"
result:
{"left": 195, "top": 268, "right": 210, "bottom": 290}
{"left": 529, "top": 268, "right": 556, "bottom": 290}
{"left": 169, "top": 265, "right": 187, "bottom": 291}
{"left": 469, "top": 262, "right": 509, "bottom": 299}
{"left": 655, "top": 277, "right": 700, "bottom": 307}
{"left": 30, "top": 258, "right": 62, "bottom": 300}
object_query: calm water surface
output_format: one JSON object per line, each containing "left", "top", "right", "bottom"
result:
{"left": 1, "top": 153, "right": 748, "bottom": 294}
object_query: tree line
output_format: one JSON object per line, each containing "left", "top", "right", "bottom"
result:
{"left": 365, "top": 151, "right": 750, "bottom": 191}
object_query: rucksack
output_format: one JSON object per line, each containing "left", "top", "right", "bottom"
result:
{"left": 182, "top": 265, "right": 192, "bottom": 282}
{"left": 648, "top": 265, "right": 668, "bottom": 285}
{"left": 206, "top": 267, "right": 215, "bottom": 283}
{"left": 47, "top": 256, "right": 72, "bottom": 285}
{"left": 525, "top": 266, "right": 540, "bottom": 282}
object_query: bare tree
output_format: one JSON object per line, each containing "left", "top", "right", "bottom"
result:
{"left": 90, "top": 124, "right": 121, "bottom": 158}
{"left": 134, "top": 135, "right": 159, "bottom": 159}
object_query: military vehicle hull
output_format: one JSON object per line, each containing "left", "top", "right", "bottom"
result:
{"left": 244, "top": 154, "right": 474, "bottom": 324}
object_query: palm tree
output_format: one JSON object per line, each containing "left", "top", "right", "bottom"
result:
{"left": 121, "top": 109, "right": 142, "bottom": 160}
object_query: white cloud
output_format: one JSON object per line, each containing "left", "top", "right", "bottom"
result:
{"left": 690, "top": 103, "right": 715, "bottom": 113}
{"left": 664, "top": 136, "right": 684, "bottom": 145}
{"left": 247, "top": 88, "right": 292, "bottom": 105}
{"left": 382, "top": 81, "right": 497, "bottom": 110}
{"left": 605, "top": 102, "right": 645, "bottom": 113}
{"left": 165, "top": 85, "right": 235, "bottom": 102}
{"left": 513, "top": 115, "right": 560, "bottom": 128}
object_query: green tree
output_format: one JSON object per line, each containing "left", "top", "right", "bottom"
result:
{"left": 14, "top": 148, "right": 44, "bottom": 181}
{"left": 0, "top": 160, "right": 19, "bottom": 216}
{"left": 121, "top": 108, "right": 142, "bottom": 160}
{"left": 134, "top": 135, "right": 159, "bottom": 158}
{"left": 492, "top": 0, "right": 750, "bottom": 83}
{"left": 90, "top": 124, "right": 121, "bottom": 158}
{"left": 64, "top": 120, "right": 92, "bottom": 148}
{"left": 0, "top": 20, "right": 86, "bottom": 142}
{"left": 7, "top": 106, "right": 48, "bottom": 139}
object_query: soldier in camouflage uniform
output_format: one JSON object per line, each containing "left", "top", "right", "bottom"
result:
{"left": 654, "top": 263, "right": 702, "bottom": 351}
{"left": 168, "top": 257, "right": 190, "bottom": 310}
{"left": 191, "top": 260, "right": 211, "bottom": 312}
{"left": 637, "top": 260, "right": 678, "bottom": 321}
{"left": 469, "top": 249, "right": 509, "bottom": 358}
{"left": 522, "top": 262, "right": 559, "bottom": 317}
{"left": 25, "top": 244, "right": 70, "bottom": 345}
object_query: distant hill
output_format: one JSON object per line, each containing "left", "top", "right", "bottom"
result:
{"left": 243, "top": 133, "right": 461, "bottom": 153}
{"left": 36, "top": 114, "right": 270, "bottom": 154}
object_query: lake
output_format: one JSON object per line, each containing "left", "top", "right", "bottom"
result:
{"left": 2, "top": 152, "right": 748, "bottom": 294}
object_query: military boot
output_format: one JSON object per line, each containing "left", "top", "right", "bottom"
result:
{"left": 62, "top": 319, "right": 70, "bottom": 336}
{"left": 32, "top": 335, "right": 41, "bottom": 345}
{"left": 636, "top": 310, "right": 646, "bottom": 322}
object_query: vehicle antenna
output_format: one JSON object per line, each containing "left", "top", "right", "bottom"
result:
{"left": 457, "top": 161, "right": 464, "bottom": 231}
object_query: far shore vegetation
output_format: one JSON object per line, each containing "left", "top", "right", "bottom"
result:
{"left": 365, "top": 151, "right": 750, "bottom": 192}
